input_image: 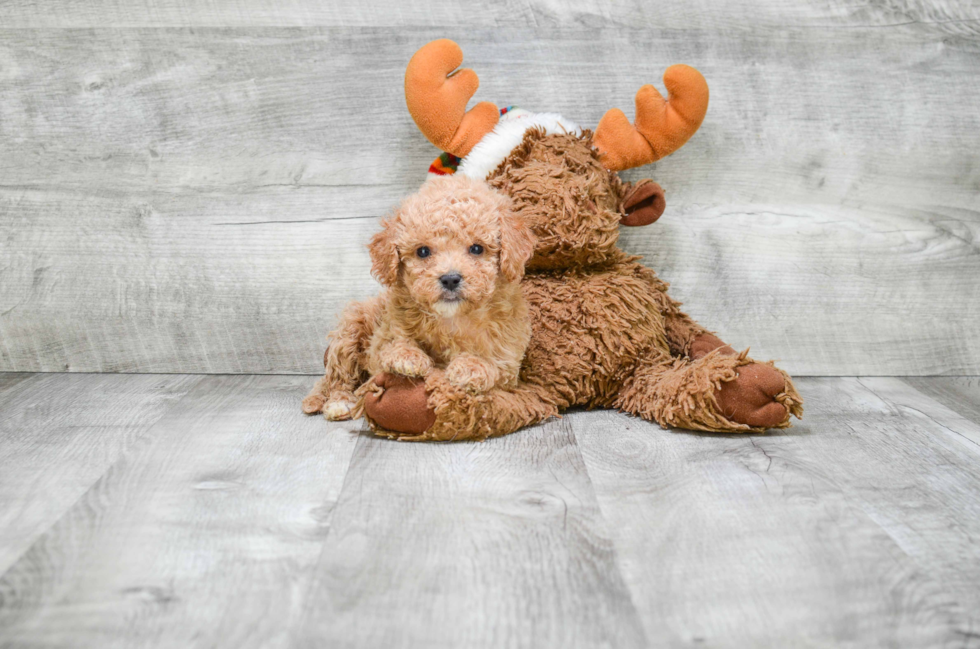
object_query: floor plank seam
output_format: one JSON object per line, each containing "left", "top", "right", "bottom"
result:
{"left": 561, "top": 418, "right": 654, "bottom": 648}
{"left": 857, "top": 378, "right": 980, "bottom": 452}
{"left": 291, "top": 428, "right": 366, "bottom": 628}
{"left": 0, "top": 375, "right": 208, "bottom": 581}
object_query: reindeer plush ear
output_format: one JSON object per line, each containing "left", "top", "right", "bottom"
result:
{"left": 498, "top": 213, "right": 535, "bottom": 283}
{"left": 368, "top": 220, "right": 400, "bottom": 287}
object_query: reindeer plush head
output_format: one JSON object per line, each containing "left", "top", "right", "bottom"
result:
{"left": 404, "top": 39, "right": 709, "bottom": 271}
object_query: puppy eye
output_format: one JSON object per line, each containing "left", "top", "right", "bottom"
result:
{"left": 469, "top": 244, "right": 484, "bottom": 255}
{"left": 416, "top": 246, "right": 431, "bottom": 259}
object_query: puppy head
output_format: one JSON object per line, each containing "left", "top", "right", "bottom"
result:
{"left": 369, "top": 175, "right": 534, "bottom": 317}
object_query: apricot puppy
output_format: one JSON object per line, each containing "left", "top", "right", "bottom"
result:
{"left": 303, "top": 175, "right": 535, "bottom": 421}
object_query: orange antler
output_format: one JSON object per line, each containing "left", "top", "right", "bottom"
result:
{"left": 593, "top": 65, "right": 709, "bottom": 171}
{"left": 405, "top": 39, "right": 499, "bottom": 158}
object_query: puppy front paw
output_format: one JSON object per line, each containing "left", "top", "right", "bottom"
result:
{"left": 382, "top": 346, "right": 434, "bottom": 378}
{"left": 445, "top": 354, "right": 498, "bottom": 392}
{"left": 324, "top": 399, "right": 356, "bottom": 421}
{"left": 302, "top": 393, "right": 326, "bottom": 414}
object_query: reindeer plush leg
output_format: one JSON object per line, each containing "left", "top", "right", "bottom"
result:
{"left": 361, "top": 370, "right": 558, "bottom": 442}
{"left": 647, "top": 277, "right": 803, "bottom": 429}
{"left": 687, "top": 333, "right": 803, "bottom": 427}
{"left": 615, "top": 346, "right": 802, "bottom": 433}
{"left": 302, "top": 296, "right": 382, "bottom": 420}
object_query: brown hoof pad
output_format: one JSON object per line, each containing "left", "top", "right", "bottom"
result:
{"left": 363, "top": 372, "right": 436, "bottom": 435}
{"left": 715, "top": 363, "right": 790, "bottom": 428}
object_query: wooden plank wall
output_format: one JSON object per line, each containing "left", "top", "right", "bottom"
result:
{"left": 1, "top": 1, "right": 978, "bottom": 375}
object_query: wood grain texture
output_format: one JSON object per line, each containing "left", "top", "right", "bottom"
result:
{"left": 0, "top": 373, "right": 200, "bottom": 574}
{"left": 0, "top": 375, "right": 359, "bottom": 648}
{"left": 903, "top": 376, "right": 980, "bottom": 427}
{"left": 1, "top": 11, "right": 979, "bottom": 374}
{"left": 841, "top": 377, "right": 980, "bottom": 627}
{"left": 1, "top": 374, "right": 980, "bottom": 646}
{"left": 574, "top": 376, "right": 980, "bottom": 647}
{"left": 1, "top": 0, "right": 978, "bottom": 29}
{"left": 295, "top": 418, "right": 649, "bottom": 649}
{"left": 0, "top": 373, "right": 33, "bottom": 394}
{"left": 0, "top": 189, "right": 389, "bottom": 373}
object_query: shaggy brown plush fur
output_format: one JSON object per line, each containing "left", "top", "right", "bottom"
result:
{"left": 347, "top": 129, "right": 802, "bottom": 440}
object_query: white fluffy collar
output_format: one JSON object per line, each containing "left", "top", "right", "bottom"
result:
{"left": 457, "top": 110, "right": 581, "bottom": 180}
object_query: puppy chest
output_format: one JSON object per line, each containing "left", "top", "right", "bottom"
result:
{"left": 417, "top": 321, "right": 519, "bottom": 367}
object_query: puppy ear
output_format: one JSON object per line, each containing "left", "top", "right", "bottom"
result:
{"left": 368, "top": 219, "right": 399, "bottom": 287}
{"left": 498, "top": 212, "right": 535, "bottom": 283}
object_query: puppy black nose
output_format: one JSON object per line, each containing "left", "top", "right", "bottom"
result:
{"left": 439, "top": 272, "right": 462, "bottom": 291}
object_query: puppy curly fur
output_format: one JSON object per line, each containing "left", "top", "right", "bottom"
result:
{"left": 303, "top": 175, "right": 535, "bottom": 420}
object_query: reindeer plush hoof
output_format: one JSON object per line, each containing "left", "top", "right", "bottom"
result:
{"left": 363, "top": 372, "right": 436, "bottom": 435}
{"left": 715, "top": 363, "right": 792, "bottom": 429}
{"left": 688, "top": 332, "right": 800, "bottom": 429}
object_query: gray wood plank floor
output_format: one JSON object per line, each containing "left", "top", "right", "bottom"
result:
{"left": 1, "top": 374, "right": 979, "bottom": 648}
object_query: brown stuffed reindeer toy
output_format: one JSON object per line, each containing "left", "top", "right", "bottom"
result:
{"left": 304, "top": 39, "right": 802, "bottom": 440}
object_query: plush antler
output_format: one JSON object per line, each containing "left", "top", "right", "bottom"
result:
{"left": 405, "top": 39, "right": 499, "bottom": 158}
{"left": 593, "top": 65, "right": 709, "bottom": 171}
